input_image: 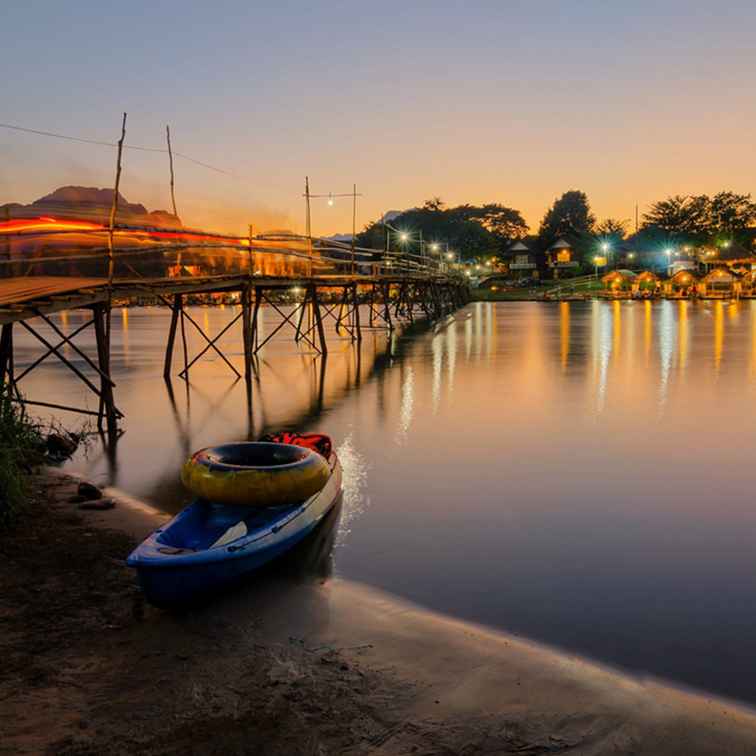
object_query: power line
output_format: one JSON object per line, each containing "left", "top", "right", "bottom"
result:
{"left": 0, "top": 121, "right": 236, "bottom": 177}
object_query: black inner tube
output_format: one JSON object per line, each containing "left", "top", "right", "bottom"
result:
{"left": 200, "top": 442, "right": 310, "bottom": 471}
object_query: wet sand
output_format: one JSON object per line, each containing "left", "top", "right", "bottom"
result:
{"left": 3, "top": 470, "right": 756, "bottom": 755}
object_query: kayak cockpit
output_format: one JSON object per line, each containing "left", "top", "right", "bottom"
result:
{"left": 155, "top": 500, "right": 303, "bottom": 553}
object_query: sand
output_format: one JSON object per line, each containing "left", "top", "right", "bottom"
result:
{"left": 2, "top": 470, "right": 756, "bottom": 755}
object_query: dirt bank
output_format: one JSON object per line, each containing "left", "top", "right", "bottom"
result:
{"left": 3, "top": 471, "right": 756, "bottom": 755}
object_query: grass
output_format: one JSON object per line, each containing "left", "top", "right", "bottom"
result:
{"left": 0, "top": 388, "right": 43, "bottom": 529}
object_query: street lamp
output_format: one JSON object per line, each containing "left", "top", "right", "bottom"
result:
{"left": 600, "top": 241, "right": 612, "bottom": 269}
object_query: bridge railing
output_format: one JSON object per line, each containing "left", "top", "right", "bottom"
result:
{"left": 0, "top": 218, "right": 461, "bottom": 284}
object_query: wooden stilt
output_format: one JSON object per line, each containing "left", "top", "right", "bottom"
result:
{"left": 310, "top": 285, "right": 328, "bottom": 356}
{"left": 251, "top": 287, "right": 262, "bottom": 351}
{"left": 352, "top": 283, "right": 361, "bottom": 342}
{"left": 0, "top": 323, "right": 12, "bottom": 389}
{"left": 242, "top": 285, "right": 252, "bottom": 382}
{"left": 163, "top": 294, "right": 181, "bottom": 379}
{"left": 93, "top": 304, "right": 118, "bottom": 436}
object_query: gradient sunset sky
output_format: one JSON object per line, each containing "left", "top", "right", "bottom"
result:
{"left": 2, "top": 1, "right": 754, "bottom": 235}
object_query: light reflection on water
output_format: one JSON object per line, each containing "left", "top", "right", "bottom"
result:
{"left": 12, "top": 299, "right": 756, "bottom": 704}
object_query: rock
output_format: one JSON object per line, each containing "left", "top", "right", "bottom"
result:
{"left": 46, "top": 433, "right": 78, "bottom": 459}
{"left": 77, "top": 482, "right": 103, "bottom": 500}
{"left": 77, "top": 498, "right": 115, "bottom": 511}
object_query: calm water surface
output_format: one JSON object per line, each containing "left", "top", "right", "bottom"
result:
{"left": 16, "top": 300, "right": 756, "bottom": 704}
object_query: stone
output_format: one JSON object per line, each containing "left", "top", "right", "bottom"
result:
{"left": 77, "top": 498, "right": 115, "bottom": 511}
{"left": 77, "top": 481, "right": 103, "bottom": 500}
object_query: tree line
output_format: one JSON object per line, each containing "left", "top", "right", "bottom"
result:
{"left": 356, "top": 189, "right": 756, "bottom": 263}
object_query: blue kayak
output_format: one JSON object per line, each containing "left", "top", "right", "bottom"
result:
{"left": 127, "top": 448, "right": 342, "bottom": 606}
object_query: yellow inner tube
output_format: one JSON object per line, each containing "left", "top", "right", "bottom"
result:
{"left": 181, "top": 442, "right": 330, "bottom": 507}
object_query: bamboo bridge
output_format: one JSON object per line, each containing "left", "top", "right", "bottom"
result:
{"left": 0, "top": 218, "right": 470, "bottom": 437}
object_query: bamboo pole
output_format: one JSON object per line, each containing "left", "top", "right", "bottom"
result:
{"left": 166, "top": 125, "right": 178, "bottom": 218}
{"left": 305, "top": 176, "right": 312, "bottom": 277}
{"left": 108, "top": 113, "right": 127, "bottom": 287}
{"left": 351, "top": 183, "right": 357, "bottom": 275}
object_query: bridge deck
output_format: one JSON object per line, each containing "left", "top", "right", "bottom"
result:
{"left": 0, "top": 273, "right": 450, "bottom": 325}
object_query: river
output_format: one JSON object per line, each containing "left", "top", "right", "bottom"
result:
{"left": 14, "top": 299, "right": 756, "bottom": 705}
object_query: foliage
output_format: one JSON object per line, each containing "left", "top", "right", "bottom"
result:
{"left": 356, "top": 199, "right": 528, "bottom": 261}
{"left": 595, "top": 218, "right": 629, "bottom": 241}
{"left": 537, "top": 190, "right": 596, "bottom": 250}
{"left": 641, "top": 192, "right": 756, "bottom": 244}
{"left": 0, "top": 388, "right": 43, "bottom": 529}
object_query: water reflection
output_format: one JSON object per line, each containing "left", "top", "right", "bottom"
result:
{"left": 13, "top": 300, "right": 756, "bottom": 705}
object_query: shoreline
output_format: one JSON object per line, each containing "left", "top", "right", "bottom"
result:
{"left": 5, "top": 470, "right": 756, "bottom": 754}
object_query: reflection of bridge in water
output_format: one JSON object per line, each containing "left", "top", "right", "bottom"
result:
{"left": 0, "top": 218, "right": 470, "bottom": 442}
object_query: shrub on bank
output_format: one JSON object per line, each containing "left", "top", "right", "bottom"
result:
{"left": 0, "top": 389, "right": 43, "bottom": 529}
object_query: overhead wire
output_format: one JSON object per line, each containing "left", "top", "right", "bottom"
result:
{"left": 0, "top": 121, "right": 236, "bottom": 176}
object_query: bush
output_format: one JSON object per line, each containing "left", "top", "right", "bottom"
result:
{"left": 0, "top": 388, "right": 43, "bottom": 529}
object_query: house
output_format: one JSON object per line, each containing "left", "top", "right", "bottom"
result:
{"left": 546, "top": 238, "right": 579, "bottom": 278}
{"left": 506, "top": 241, "right": 539, "bottom": 279}
{"left": 699, "top": 268, "right": 742, "bottom": 299}
{"left": 601, "top": 269, "right": 636, "bottom": 296}
{"left": 665, "top": 270, "right": 699, "bottom": 298}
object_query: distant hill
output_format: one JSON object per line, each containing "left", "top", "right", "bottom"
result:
{"left": 0, "top": 186, "right": 182, "bottom": 228}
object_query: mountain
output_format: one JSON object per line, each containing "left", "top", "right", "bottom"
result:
{"left": 0, "top": 186, "right": 182, "bottom": 228}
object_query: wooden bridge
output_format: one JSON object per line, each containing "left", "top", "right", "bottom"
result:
{"left": 0, "top": 220, "right": 470, "bottom": 437}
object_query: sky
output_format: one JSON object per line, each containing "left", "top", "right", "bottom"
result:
{"left": 1, "top": 1, "right": 755, "bottom": 236}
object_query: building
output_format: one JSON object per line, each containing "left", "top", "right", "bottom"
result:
{"left": 546, "top": 238, "right": 579, "bottom": 278}
{"left": 506, "top": 241, "right": 539, "bottom": 279}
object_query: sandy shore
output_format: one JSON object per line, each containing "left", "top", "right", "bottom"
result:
{"left": 3, "top": 470, "right": 756, "bottom": 755}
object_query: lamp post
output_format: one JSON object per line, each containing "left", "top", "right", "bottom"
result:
{"left": 601, "top": 241, "right": 612, "bottom": 269}
{"left": 664, "top": 247, "right": 673, "bottom": 275}
{"left": 303, "top": 180, "right": 363, "bottom": 274}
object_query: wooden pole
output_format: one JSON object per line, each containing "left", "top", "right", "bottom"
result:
{"left": 305, "top": 176, "right": 313, "bottom": 277}
{"left": 242, "top": 285, "right": 252, "bottom": 382}
{"left": 353, "top": 282, "right": 361, "bottom": 342}
{"left": 247, "top": 224, "right": 254, "bottom": 275}
{"left": 310, "top": 285, "right": 328, "bottom": 356}
{"left": 108, "top": 113, "right": 127, "bottom": 287}
{"left": 351, "top": 183, "right": 357, "bottom": 275}
{"left": 166, "top": 125, "right": 178, "bottom": 218}
{"left": 179, "top": 297, "right": 189, "bottom": 381}
{"left": 93, "top": 304, "right": 118, "bottom": 436}
{"left": 0, "top": 323, "right": 13, "bottom": 388}
{"left": 163, "top": 294, "right": 181, "bottom": 378}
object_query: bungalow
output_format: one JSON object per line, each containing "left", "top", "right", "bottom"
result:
{"left": 601, "top": 269, "right": 636, "bottom": 297}
{"left": 633, "top": 271, "right": 662, "bottom": 296}
{"left": 699, "top": 268, "right": 742, "bottom": 299}
{"left": 506, "top": 241, "right": 539, "bottom": 279}
{"left": 664, "top": 270, "right": 699, "bottom": 298}
{"left": 546, "top": 238, "right": 579, "bottom": 279}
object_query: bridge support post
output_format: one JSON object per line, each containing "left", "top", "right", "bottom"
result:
{"left": 309, "top": 285, "right": 328, "bottom": 356}
{"left": 93, "top": 303, "right": 118, "bottom": 437}
{"left": 163, "top": 294, "right": 181, "bottom": 379}
{"left": 352, "top": 283, "right": 362, "bottom": 342}
{"left": 241, "top": 285, "right": 253, "bottom": 382}
{"left": 0, "top": 323, "right": 13, "bottom": 390}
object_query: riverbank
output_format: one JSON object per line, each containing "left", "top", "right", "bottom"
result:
{"left": 4, "top": 471, "right": 756, "bottom": 755}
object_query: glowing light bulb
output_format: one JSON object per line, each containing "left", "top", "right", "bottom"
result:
{"left": 327, "top": 193, "right": 334, "bottom": 207}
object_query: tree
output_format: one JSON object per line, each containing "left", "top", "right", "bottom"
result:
{"left": 356, "top": 199, "right": 528, "bottom": 260}
{"left": 595, "top": 218, "right": 629, "bottom": 240}
{"left": 641, "top": 192, "right": 756, "bottom": 246}
{"left": 641, "top": 195, "right": 708, "bottom": 242}
{"left": 537, "top": 190, "right": 596, "bottom": 250}
{"left": 708, "top": 192, "right": 756, "bottom": 235}
{"left": 453, "top": 204, "right": 528, "bottom": 241}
